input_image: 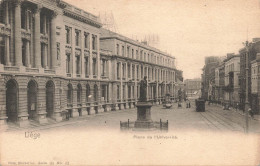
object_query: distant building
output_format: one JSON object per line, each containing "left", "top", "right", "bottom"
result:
{"left": 239, "top": 39, "right": 260, "bottom": 114}
{"left": 223, "top": 53, "right": 240, "bottom": 106}
{"left": 184, "top": 78, "right": 201, "bottom": 97}
{"left": 201, "top": 56, "right": 221, "bottom": 100}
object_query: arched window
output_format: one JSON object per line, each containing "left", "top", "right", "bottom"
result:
{"left": 77, "top": 84, "right": 82, "bottom": 103}
{"left": 67, "top": 84, "right": 73, "bottom": 105}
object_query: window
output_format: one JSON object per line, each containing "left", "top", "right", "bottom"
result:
{"left": 117, "top": 63, "right": 120, "bottom": 79}
{"left": 76, "top": 56, "right": 80, "bottom": 74}
{"left": 92, "top": 58, "right": 96, "bottom": 75}
{"left": 84, "top": 32, "right": 89, "bottom": 48}
{"left": 92, "top": 35, "right": 96, "bottom": 50}
{"left": 0, "top": 5, "right": 4, "bottom": 24}
{"left": 86, "top": 84, "right": 90, "bottom": 102}
{"left": 122, "top": 63, "right": 126, "bottom": 78}
{"left": 66, "top": 53, "right": 71, "bottom": 73}
{"left": 57, "top": 43, "right": 60, "bottom": 60}
{"left": 40, "top": 13, "right": 49, "bottom": 34}
{"left": 127, "top": 46, "right": 130, "bottom": 57}
{"left": 122, "top": 46, "right": 125, "bottom": 56}
{"left": 77, "top": 84, "right": 81, "bottom": 103}
{"left": 132, "top": 65, "right": 135, "bottom": 80}
{"left": 66, "top": 26, "right": 71, "bottom": 44}
{"left": 136, "top": 50, "right": 139, "bottom": 59}
{"left": 132, "top": 49, "right": 134, "bottom": 59}
{"left": 101, "top": 85, "right": 106, "bottom": 102}
{"left": 137, "top": 66, "right": 139, "bottom": 79}
{"left": 117, "top": 85, "right": 120, "bottom": 100}
{"left": 101, "top": 59, "right": 106, "bottom": 76}
{"left": 75, "top": 30, "right": 80, "bottom": 46}
{"left": 116, "top": 44, "right": 119, "bottom": 55}
{"left": 67, "top": 84, "right": 73, "bottom": 105}
{"left": 128, "top": 86, "right": 131, "bottom": 99}
{"left": 22, "top": 39, "right": 26, "bottom": 66}
{"left": 141, "top": 66, "right": 143, "bottom": 78}
{"left": 85, "top": 57, "right": 88, "bottom": 77}
{"left": 128, "top": 64, "right": 131, "bottom": 78}
{"left": 0, "top": 36, "right": 5, "bottom": 64}
{"left": 123, "top": 85, "right": 125, "bottom": 99}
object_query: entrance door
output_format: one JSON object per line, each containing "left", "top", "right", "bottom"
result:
{"left": 28, "top": 81, "right": 37, "bottom": 120}
{"left": 6, "top": 80, "right": 18, "bottom": 122}
{"left": 46, "top": 81, "right": 54, "bottom": 118}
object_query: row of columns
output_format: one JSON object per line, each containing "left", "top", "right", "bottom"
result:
{"left": 3, "top": 1, "right": 57, "bottom": 69}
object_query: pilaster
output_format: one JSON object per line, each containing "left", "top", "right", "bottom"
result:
{"left": 14, "top": 1, "right": 22, "bottom": 67}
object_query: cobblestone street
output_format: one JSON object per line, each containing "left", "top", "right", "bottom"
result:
{"left": 1, "top": 101, "right": 260, "bottom": 165}
{"left": 5, "top": 101, "right": 260, "bottom": 134}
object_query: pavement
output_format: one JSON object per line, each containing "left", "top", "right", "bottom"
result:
{"left": 3, "top": 101, "right": 260, "bottom": 134}
{"left": 1, "top": 101, "right": 260, "bottom": 165}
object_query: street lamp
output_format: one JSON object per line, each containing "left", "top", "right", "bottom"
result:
{"left": 244, "top": 41, "right": 249, "bottom": 134}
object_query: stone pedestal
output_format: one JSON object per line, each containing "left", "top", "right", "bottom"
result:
{"left": 125, "top": 103, "right": 129, "bottom": 109}
{"left": 17, "top": 116, "right": 30, "bottom": 127}
{"left": 52, "top": 111, "right": 62, "bottom": 122}
{"left": 37, "top": 112, "right": 48, "bottom": 124}
{"left": 115, "top": 105, "right": 119, "bottom": 111}
{"left": 81, "top": 108, "right": 88, "bottom": 116}
{"left": 71, "top": 109, "right": 79, "bottom": 117}
{"left": 134, "top": 102, "right": 154, "bottom": 128}
{"left": 89, "top": 107, "right": 95, "bottom": 115}
{"left": 0, "top": 117, "right": 8, "bottom": 131}
{"left": 98, "top": 107, "right": 105, "bottom": 113}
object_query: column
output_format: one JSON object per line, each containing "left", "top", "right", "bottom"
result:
{"left": 44, "top": 44, "right": 48, "bottom": 68}
{"left": 25, "top": 40, "right": 31, "bottom": 67}
{"left": 51, "top": 12, "right": 58, "bottom": 69}
{"left": 89, "top": 33, "right": 93, "bottom": 78}
{"left": 97, "top": 35, "right": 100, "bottom": 79}
{"left": 72, "top": 87, "right": 79, "bottom": 117}
{"left": 81, "top": 31, "right": 85, "bottom": 78}
{"left": 0, "top": 84, "right": 7, "bottom": 129}
{"left": 14, "top": 1, "right": 22, "bottom": 67}
{"left": 17, "top": 87, "right": 29, "bottom": 127}
{"left": 5, "top": 2, "right": 9, "bottom": 25}
{"left": 5, "top": 36, "right": 11, "bottom": 66}
{"left": 34, "top": 6, "right": 41, "bottom": 68}
{"left": 37, "top": 87, "right": 48, "bottom": 124}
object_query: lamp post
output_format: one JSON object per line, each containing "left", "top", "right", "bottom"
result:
{"left": 244, "top": 41, "right": 249, "bottom": 134}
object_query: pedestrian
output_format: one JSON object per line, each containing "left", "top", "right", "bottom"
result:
{"left": 248, "top": 107, "right": 254, "bottom": 119}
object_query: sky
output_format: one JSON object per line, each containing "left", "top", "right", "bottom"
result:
{"left": 64, "top": 0, "right": 260, "bottom": 79}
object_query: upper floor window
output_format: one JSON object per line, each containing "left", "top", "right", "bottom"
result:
{"left": 75, "top": 30, "right": 81, "bottom": 47}
{"left": 127, "top": 46, "right": 130, "bottom": 57}
{"left": 116, "top": 44, "right": 119, "bottom": 55}
{"left": 122, "top": 46, "right": 125, "bottom": 56}
{"left": 92, "top": 35, "right": 97, "bottom": 50}
{"left": 92, "top": 58, "right": 97, "bottom": 75}
{"left": 84, "top": 32, "right": 89, "bottom": 48}
{"left": 65, "top": 26, "right": 71, "bottom": 44}
{"left": 40, "top": 13, "right": 49, "bottom": 34}
{"left": 136, "top": 50, "right": 139, "bottom": 59}
{"left": 21, "top": 9, "right": 32, "bottom": 30}
{"left": 0, "top": 35, "right": 5, "bottom": 65}
{"left": 132, "top": 49, "right": 134, "bottom": 59}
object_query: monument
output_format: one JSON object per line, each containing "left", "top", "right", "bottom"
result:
{"left": 134, "top": 76, "right": 154, "bottom": 128}
{"left": 120, "top": 76, "right": 168, "bottom": 131}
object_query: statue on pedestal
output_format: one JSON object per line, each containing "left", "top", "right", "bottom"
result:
{"left": 139, "top": 76, "right": 147, "bottom": 102}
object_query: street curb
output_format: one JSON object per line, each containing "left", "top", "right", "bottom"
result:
{"left": 207, "top": 104, "right": 260, "bottom": 121}
{"left": 4, "top": 108, "right": 137, "bottom": 132}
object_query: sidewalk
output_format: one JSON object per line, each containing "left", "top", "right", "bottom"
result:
{"left": 207, "top": 103, "right": 260, "bottom": 121}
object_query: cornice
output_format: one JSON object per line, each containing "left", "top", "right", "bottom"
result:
{"left": 63, "top": 9, "right": 102, "bottom": 28}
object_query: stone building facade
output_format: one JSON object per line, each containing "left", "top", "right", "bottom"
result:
{"left": 0, "top": 0, "right": 178, "bottom": 127}
{"left": 223, "top": 54, "right": 240, "bottom": 106}
{"left": 184, "top": 78, "right": 201, "bottom": 97}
